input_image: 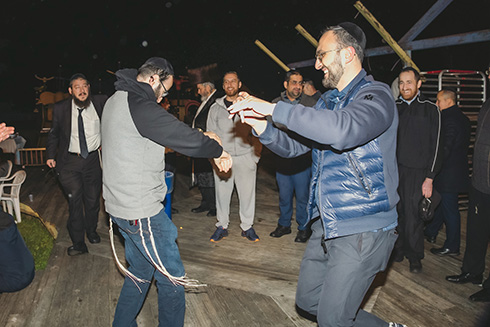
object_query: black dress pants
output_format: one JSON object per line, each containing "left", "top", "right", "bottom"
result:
{"left": 58, "top": 151, "right": 102, "bottom": 246}
{"left": 395, "top": 166, "right": 426, "bottom": 261}
{"left": 462, "top": 186, "right": 490, "bottom": 289}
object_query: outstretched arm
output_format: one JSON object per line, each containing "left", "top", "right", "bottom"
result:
{"left": 0, "top": 123, "right": 14, "bottom": 142}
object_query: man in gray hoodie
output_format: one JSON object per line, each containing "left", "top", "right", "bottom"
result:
{"left": 207, "top": 71, "right": 262, "bottom": 243}
{"left": 102, "top": 57, "right": 231, "bottom": 326}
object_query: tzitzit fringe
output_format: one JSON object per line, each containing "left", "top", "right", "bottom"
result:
{"left": 141, "top": 217, "right": 206, "bottom": 288}
{"left": 109, "top": 219, "right": 149, "bottom": 293}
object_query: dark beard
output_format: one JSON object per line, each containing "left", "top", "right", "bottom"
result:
{"left": 322, "top": 54, "right": 344, "bottom": 90}
{"left": 73, "top": 90, "right": 91, "bottom": 108}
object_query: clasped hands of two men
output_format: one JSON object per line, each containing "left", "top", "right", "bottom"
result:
{"left": 206, "top": 92, "right": 272, "bottom": 174}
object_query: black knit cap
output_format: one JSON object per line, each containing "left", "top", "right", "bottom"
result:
{"left": 144, "top": 57, "right": 174, "bottom": 76}
{"left": 338, "top": 22, "right": 367, "bottom": 51}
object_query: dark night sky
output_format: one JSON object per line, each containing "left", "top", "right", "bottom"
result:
{"left": 1, "top": 0, "right": 489, "bottom": 113}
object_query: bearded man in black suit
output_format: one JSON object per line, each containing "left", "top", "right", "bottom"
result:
{"left": 191, "top": 81, "right": 219, "bottom": 216}
{"left": 46, "top": 73, "right": 107, "bottom": 256}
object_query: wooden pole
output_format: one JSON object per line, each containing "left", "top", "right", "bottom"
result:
{"left": 254, "top": 40, "right": 290, "bottom": 72}
{"left": 295, "top": 24, "right": 318, "bottom": 48}
{"left": 353, "top": 1, "right": 420, "bottom": 72}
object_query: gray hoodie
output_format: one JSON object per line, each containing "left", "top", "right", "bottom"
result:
{"left": 102, "top": 69, "right": 222, "bottom": 220}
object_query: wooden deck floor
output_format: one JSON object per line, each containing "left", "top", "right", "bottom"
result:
{"left": 1, "top": 152, "right": 489, "bottom": 327}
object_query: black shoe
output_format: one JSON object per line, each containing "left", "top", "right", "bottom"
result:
{"left": 469, "top": 288, "right": 490, "bottom": 302}
{"left": 446, "top": 272, "right": 483, "bottom": 284}
{"left": 425, "top": 235, "right": 436, "bottom": 243}
{"left": 206, "top": 209, "right": 216, "bottom": 217}
{"left": 67, "top": 243, "right": 88, "bottom": 256}
{"left": 430, "top": 247, "right": 459, "bottom": 256}
{"left": 409, "top": 259, "right": 422, "bottom": 273}
{"left": 87, "top": 232, "right": 101, "bottom": 244}
{"left": 191, "top": 206, "right": 208, "bottom": 213}
{"left": 269, "top": 225, "right": 291, "bottom": 238}
{"left": 295, "top": 229, "right": 312, "bottom": 243}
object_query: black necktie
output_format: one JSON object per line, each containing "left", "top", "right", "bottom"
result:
{"left": 78, "top": 108, "right": 89, "bottom": 159}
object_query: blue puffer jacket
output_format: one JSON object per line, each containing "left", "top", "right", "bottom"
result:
{"left": 259, "top": 70, "right": 399, "bottom": 239}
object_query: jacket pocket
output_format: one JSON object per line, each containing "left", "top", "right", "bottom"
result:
{"left": 347, "top": 153, "right": 372, "bottom": 195}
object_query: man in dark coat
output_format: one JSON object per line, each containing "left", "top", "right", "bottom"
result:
{"left": 425, "top": 88, "right": 470, "bottom": 255}
{"left": 46, "top": 73, "right": 107, "bottom": 256}
{"left": 269, "top": 70, "right": 317, "bottom": 242}
{"left": 191, "top": 82, "right": 219, "bottom": 216}
{"left": 394, "top": 67, "right": 443, "bottom": 273}
{"left": 446, "top": 86, "right": 490, "bottom": 302}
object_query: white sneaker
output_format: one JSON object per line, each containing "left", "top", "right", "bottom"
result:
{"left": 389, "top": 323, "right": 407, "bottom": 327}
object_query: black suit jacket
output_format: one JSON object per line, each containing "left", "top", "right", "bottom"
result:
{"left": 193, "top": 92, "right": 218, "bottom": 175}
{"left": 46, "top": 95, "right": 108, "bottom": 172}
{"left": 434, "top": 105, "right": 471, "bottom": 193}
{"left": 193, "top": 91, "right": 218, "bottom": 132}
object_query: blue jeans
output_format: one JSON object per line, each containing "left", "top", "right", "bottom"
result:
{"left": 425, "top": 192, "right": 461, "bottom": 251}
{"left": 276, "top": 167, "right": 311, "bottom": 230}
{"left": 111, "top": 209, "right": 185, "bottom": 327}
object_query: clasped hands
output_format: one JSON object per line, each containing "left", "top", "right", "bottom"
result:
{"left": 203, "top": 92, "right": 273, "bottom": 172}
{"left": 227, "top": 92, "right": 275, "bottom": 135}
{"left": 204, "top": 131, "right": 232, "bottom": 173}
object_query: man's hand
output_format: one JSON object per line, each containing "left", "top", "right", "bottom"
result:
{"left": 0, "top": 123, "right": 15, "bottom": 142}
{"left": 46, "top": 159, "right": 56, "bottom": 168}
{"left": 422, "top": 178, "right": 433, "bottom": 198}
{"left": 204, "top": 131, "right": 222, "bottom": 146}
{"left": 227, "top": 92, "right": 275, "bottom": 135}
{"left": 214, "top": 150, "right": 232, "bottom": 173}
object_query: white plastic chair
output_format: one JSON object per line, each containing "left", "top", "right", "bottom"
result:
{"left": 0, "top": 170, "right": 27, "bottom": 223}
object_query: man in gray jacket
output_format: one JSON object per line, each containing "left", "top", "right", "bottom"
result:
{"left": 207, "top": 71, "right": 262, "bottom": 243}
{"left": 102, "top": 57, "right": 231, "bottom": 326}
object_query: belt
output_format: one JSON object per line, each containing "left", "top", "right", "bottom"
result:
{"left": 69, "top": 150, "right": 97, "bottom": 157}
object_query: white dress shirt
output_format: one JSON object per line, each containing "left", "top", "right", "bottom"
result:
{"left": 69, "top": 100, "right": 101, "bottom": 154}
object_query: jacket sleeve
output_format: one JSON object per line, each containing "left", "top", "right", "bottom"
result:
{"left": 258, "top": 119, "right": 312, "bottom": 158}
{"left": 426, "top": 104, "right": 443, "bottom": 179}
{"left": 46, "top": 103, "right": 62, "bottom": 160}
{"left": 128, "top": 95, "right": 222, "bottom": 159}
{"left": 272, "top": 84, "right": 396, "bottom": 151}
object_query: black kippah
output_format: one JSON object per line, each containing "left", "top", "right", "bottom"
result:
{"left": 338, "top": 22, "right": 367, "bottom": 51}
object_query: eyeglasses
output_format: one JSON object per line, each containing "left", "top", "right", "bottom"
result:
{"left": 315, "top": 49, "right": 341, "bottom": 61}
{"left": 289, "top": 80, "right": 305, "bottom": 86}
{"left": 158, "top": 75, "right": 169, "bottom": 97}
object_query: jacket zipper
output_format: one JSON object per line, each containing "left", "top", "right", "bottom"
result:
{"left": 347, "top": 153, "right": 372, "bottom": 195}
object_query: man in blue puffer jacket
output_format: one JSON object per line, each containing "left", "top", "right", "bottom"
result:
{"left": 229, "top": 23, "right": 404, "bottom": 327}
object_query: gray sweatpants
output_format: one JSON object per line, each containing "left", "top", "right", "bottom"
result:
{"left": 296, "top": 219, "right": 397, "bottom": 327}
{"left": 213, "top": 152, "right": 258, "bottom": 231}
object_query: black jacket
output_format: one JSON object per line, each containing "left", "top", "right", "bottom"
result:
{"left": 434, "top": 105, "right": 471, "bottom": 193}
{"left": 472, "top": 98, "right": 490, "bottom": 194}
{"left": 46, "top": 95, "right": 107, "bottom": 172}
{"left": 193, "top": 91, "right": 218, "bottom": 132}
{"left": 396, "top": 93, "right": 443, "bottom": 179}
{"left": 193, "top": 91, "right": 219, "bottom": 175}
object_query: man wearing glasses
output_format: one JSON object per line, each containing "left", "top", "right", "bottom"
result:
{"left": 102, "top": 57, "right": 232, "bottom": 326}
{"left": 229, "top": 23, "right": 405, "bottom": 326}
{"left": 269, "top": 70, "right": 317, "bottom": 243}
